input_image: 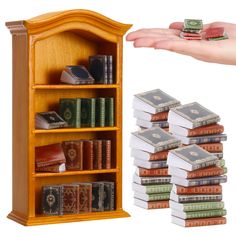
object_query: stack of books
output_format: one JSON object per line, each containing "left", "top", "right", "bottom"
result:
{"left": 167, "top": 144, "right": 227, "bottom": 227}
{"left": 133, "top": 89, "right": 181, "bottom": 130}
{"left": 168, "top": 102, "right": 227, "bottom": 159}
{"left": 130, "top": 127, "right": 181, "bottom": 209}
{"left": 42, "top": 181, "right": 115, "bottom": 215}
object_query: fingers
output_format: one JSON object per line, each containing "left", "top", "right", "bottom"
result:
{"left": 169, "top": 22, "right": 183, "bottom": 30}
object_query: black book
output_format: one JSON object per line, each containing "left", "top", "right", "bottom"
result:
{"left": 92, "top": 182, "right": 104, "bottom": 212}
{"left": 103, "top": 182, "right": 115, "bottom": 211}
{"left": 42, "top": 185, "right": 63, "bottom": 215}
{"left": 107, "top": 55, "right": 114, "bottom": 84}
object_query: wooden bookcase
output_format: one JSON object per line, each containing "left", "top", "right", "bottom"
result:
{"left": 6, "top": 9, "right": 131, "bottom": 226}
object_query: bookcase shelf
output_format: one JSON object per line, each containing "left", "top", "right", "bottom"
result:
{"left": 34, "top": 168, "right": 118, "bottom": 178}
{"left": 6, "top": 9, "right": 131, "bottom": 226}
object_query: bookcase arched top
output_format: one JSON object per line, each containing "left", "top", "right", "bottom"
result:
{"left": 6, "top": 9, "right": 132, "bottom": 38}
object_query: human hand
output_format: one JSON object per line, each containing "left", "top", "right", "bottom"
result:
{"left": 126, "top": 22, "right": 236, "bottom": 65}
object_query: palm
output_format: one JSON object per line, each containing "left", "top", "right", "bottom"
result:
{"left": 126, "top": 22, "right": 236, "bottom": 65}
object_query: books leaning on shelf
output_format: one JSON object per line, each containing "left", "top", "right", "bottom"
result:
{"left": 35, "top": 111, "right": 68, "bottom": 129}
{"left": 59, "top": 97, "right": 114, "bottom": 128}
{"left": 60, "top": 65, "right": 95, "bottom": 85}
{"left": 42, "top": 181, "right": 115, "bottom": 215}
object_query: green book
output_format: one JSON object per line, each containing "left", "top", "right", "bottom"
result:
{"left": 105, "top": 97, "right": 114, "bottom": 127}
{"left": 134, "top": 192, "right": 170, "bottom": 201}
{"left": 81, "top": 98, "right": 96, "bottom": 128}
{"left": 132, "top": 182, "right": 172, "bottom": 194}
{"left": 59, "top": 98, "right": 81, "bottom": 128}
{"left": 95, "top": 98, "right": 105, "bottom": 127}
{"left": 170, "top": 200, "right": 224, "bottom": 212}
{"left": 172, "top": 209, "right": 227, "bottom": 220}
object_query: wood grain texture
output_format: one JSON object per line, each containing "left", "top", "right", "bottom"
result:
{"left": 6, "top": 9, "right": 131, "bottom": 225}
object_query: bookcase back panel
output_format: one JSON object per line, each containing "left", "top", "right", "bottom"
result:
{"left": 34, "top": 89, "right": 116, "bottom": 114}
{"left": 34, "top": 30, "right": 117, "bottom": 85}
{"left": 35, "top": 173, "right": 116, "bottom": 214}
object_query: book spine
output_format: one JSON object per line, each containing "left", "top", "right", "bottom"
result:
{"left": 188, "top": 177, "right": 227, "bottom": 186}
{"left": 83, "top": 141, "right": 94, "bottom": 170}
{"left": 185, "top": 217, "right": 226, "bottom": 227}
{"left": 75, "top": 98, "right": 81, "bottom": 128}
{"left": 189, "top": 136, "right": 227, "bottom": 144}
{"left": 105, "top": 98, "right": 114, "bottom": 126}
{"left": 194, "top": 117, "right": 220, "bottom": 128}
{"left": 139, "top": 177, "right": 171, "bottom": 185}
{"left": 147, "top": 200, "right": 169, "bottom": 209}
{"left": 91, "top": 98, "right": 96, "bottom": 127}
{"left": 178, "top": 194, "right": 222, "bottom": 203}
{"left": 146, "top": 193, "right": 170, "bottom": 201}
{"left": 155, "top": 140, "right": 181, "bottom": 152}
{"left": 187, "top": 167, "right": 225, "bottom": 179}
{"left": 146, "top": 184, "right": 172, "bottom": 194}
{"left": 194, "top": 160, "right": 219, "bottom": 170}
{"left": 95, "top": 98, "right": 105, "bottom": 127}
{"left": 106, "top": 140, "right": 111, "bottom": 169}
{"left": 198, "top": 143, "right": 223, "bottom": 152}
{"left": 78, "top": 184, "right": 92, "bottom": 213}
{"left": 151, "top": 111, "right": 168, "bottom": 121}
{"left": 103, "top": 56, "right": 108, "bottom": 84}
{"left": 185, "top": 209, "right": 226, "bottom": 219}
{"left": 138, "top": 168, "right": 169, "bottom": 177}
{"left": 149, "top": 150, "right": 169, "bottom": 161}
{"left": 93, "top": 140, "right": 102, "bottom": 170}
{"left": 183, "top": 201, "right": 224, "bottom": 211}
{"left": 36, "top": 164, "right": 62, "bottom": 173}
{"left": 36, "top": 159, "right": 65, "bottom": 168}
{"left": 107, "top": 55, "right": 113, "bottom": 84}
{"left": 188, "top": 125, "right": 224, "bottom": 137}
{"left": 176, "top": 185, "right": 222, "bottom": 195}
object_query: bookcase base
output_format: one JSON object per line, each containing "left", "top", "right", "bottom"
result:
{"left": 8, "top": 209, "right": 130, "bottom": 226}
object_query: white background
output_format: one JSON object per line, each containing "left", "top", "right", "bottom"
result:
{"left": 1, "top": 0, "right": 236, "bottom": 235}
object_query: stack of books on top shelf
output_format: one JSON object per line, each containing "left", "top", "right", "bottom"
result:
{"left": 130, "top": 127, "right": 181, "bottom": 209}
{"left": 168, "top": 102, "right": 227, "bottom": 158}
{"left": 167, "top": 144, "right": 227, "bottom": 227}
{"left": 42, "top": 181, "right": 115, "bottom": 215}
{"left": 133, "top": 89, "right": 181, "bottom": 130}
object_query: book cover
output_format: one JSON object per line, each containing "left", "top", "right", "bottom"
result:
{"left": 168, "top": 102, "right": 220, "bottom": 129}
{"left": 133, "top": 110, "right": 168, "bottom": 122}
{"left": 102, "top": 140, "right": 111, "bottom": 169}
{"left": 95, "top": 98, "right": 105, "bottom": 127}
{"left": 131, "top": 127, "right": 180, "bottom": 153}
{"left": 136, "top": 167, "right": 169, "bottom": 177}
{"left": 78, "top": 183, "right": 92, "bottom": 213}
{"left": 105, "top": 97, "right": 114, "bottom": 126}
{"left": 172, "top": 184, "right": 222, "bottom": 195}
{"left": 42, "top": 185, "right": 63, "bottom": 215}
{"left": 81, "top": 98, "right": 96, "bottom": 127}
{"left": 134, "top": 198, "right": 169, "bottom": 209}
{"left": 167, "top": 144, "right": 218, "bottom": 171}
{"left": 133, "top": 89, "right": 180, "bottom": 114}
{"left": 59, "top": 98, "right": 81, "bottom": 128}
{"left": 62, "top": 140, "right": 83, "bottom": 170}
{"left": 36, "top": 163, "right": 66, "bottom": 173}
{"left": 133, "top": 174, "right": 171, "bottom": 185}
{"left": 103, "top": 182, "right": 115, "bottom": 211}
{"left": 83, "top": 140, "right": 94, "bottom": 170}
{"left": 93, "top": 140, "right": 103, "bottom": 170}
{"left": 92, "top": 182, "right": 104, "bottom": 212}
{"left": 62, "top": 184, "right": 80, "bottom": 214}
{"left": 35, "top": 143, "right": 66, "bottom": 168}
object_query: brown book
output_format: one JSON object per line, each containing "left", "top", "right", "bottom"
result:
{"left": 198, "top": 143, "right": 223, "bottom": 152}
{"left": 151, "top": 111, "right": 168, "bottom": 121}
{"left": 187, "top": 166, "right": 225, "bottom": 179}
{"left": 183, "top": 217, "right": 226, "bottom": 227}
{"left": 36, "top": 163, "right": 66, "bottom": 173}
{"left": 83, "top": 140, "right": 94, "bottom": 170}
{"left": 173, "top": 185, "right": 222, "bottom": 195}
{"left": 136, "top": 167, "right": 169, "bottom": 177}
{"left": 102, "top": 140, "right": 111, "bottom": 169}
{"left": 62, "top": 184, "right": 80, "bottom": 214}
{"left": 78, "top": 183, "right": 92, "bottom": 213}
{"left": 62, "top": 140, "right": 83, "bottom": 170}
{"left": 35, "top": 143, "right": 66, "bottom": 168}
{"left": 150, "top": 150, "right": 169, "bottom": 161}
{"left": 93, "top": 140, "right": 102, "bottom": 170}
{"left": 188, "top": 124, "right": 224, "bottom": 137}
{"left": 135, "top": 199, "right": 169, "bottom": 209}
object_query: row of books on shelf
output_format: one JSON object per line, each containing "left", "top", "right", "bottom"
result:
{"left": 60, "top": 55, "right": 114, "bottom": 85}
{"left": 42, "top": 181, "right": 115, "bottom": 215}
{"left": 36, "top": 140, "right": 112, "bottom": 173}
{"left": 35, "top": 97, "right": 114, "bottom": 129}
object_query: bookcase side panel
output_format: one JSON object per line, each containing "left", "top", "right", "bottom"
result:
{"left": 12, "top": 33, "right": 29, "bottom": 216}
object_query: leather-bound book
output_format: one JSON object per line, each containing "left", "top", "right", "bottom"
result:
{"left": 102, "top": 140, "right": 111, "bottom": 169}
{"left": 93, "top": 140, "right": 103, "bottom": 170}
{"left": 83, "top": 140, "right": 94, "bottom": 170}
{"left": 103, "top": 182, "right": 115, "bottom": 211}
{"left": 92, "top": 182, "right": 104, "bottom": 212}
{"left": 78, "top": 183, "right": 92, "bottom": 213}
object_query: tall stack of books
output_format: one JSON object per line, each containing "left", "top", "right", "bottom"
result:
{"left": 167, "top": 144, "right": 227, "bottom": 227}
{"left": 130, "top": 127, "right": 181, "bottom": 209}
{"left": 132, "top": 89, "right": 181, "bottom": 130}
{"left": 168, "top": 102, "right": 227, "bottom": 159}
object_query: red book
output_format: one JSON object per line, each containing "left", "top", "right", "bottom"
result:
{"left": 35, "top": 163, "right": 65, "bottom": 173}
{"left": 83, "top": 140, "right": 94, "bottom": 170}
{"left": 93, "top": 140, "right": 102, "bottom": 170}
{"left": 135, "top": 199, "right": 169, "bottom": 209}
{"left": 205, "top": 27, "right": 225, "bottom": 39}
{"left": 35, "top": 143, "right": 66, "bottom": 168}
{"left": 78, "top": 183, "right": 92, "bottom": 213}
{"left": 198, "top": 143, "right": 223, "bottom": 152}
{"left": 187, "top": 166, "right": 225, "bottom": 179}
{"left": 102, "top": 140, "right": 111, "bottom": 169}
{"left": 188, "top": 124, "right": 224, "bottom": 137}
{"left": 180, "top": 217, "right": 226, "bottom": 227}
{"left": 151, "top": 111, "right": 168, "bottom": 121}
{"left": 173, "top": 185, "right": 222, "bottom": 195}
{"left": 136, "top": 167, "right": 169, "bottom": 177}
{"left": 149, "top": 150, "right": 169, "bottom": 161}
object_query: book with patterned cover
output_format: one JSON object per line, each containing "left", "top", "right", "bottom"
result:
{"left": 42, "top": 185, "right": 63, "bottom": 215}
{"left": 103, "top": 182, "right": 115, "bottom": 211}
{"left": 92, "top": 182, "right": 104, "bottom": 212}
{"left": 62, "top": 140, "right": 83, "bottom": 170}
{"left": 59, "top": 98, "right": 81, "bottom": 127}
{"left": 78, "top": 183, "right": 92, "bottom": 213}
{"left": 107, "top": 55, "right": 113, "bottom": 84}
{"left": 36, "top": 163, "right": 66, "bottom": 173}
{"left": 81, "top": 98, "right": 96, "bottom": 127}
{"left": 62, "top": 184, "right": 80, "bottom": 214}
{"left": 134, "top": 199, "right": 169, "bottom": 209}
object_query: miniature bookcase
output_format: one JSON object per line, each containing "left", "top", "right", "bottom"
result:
{"left": 6, "top": 9, "right": 131, "bottom": 226}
